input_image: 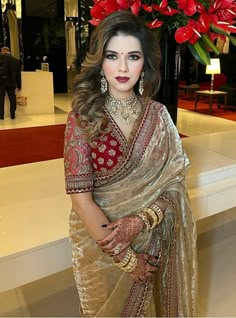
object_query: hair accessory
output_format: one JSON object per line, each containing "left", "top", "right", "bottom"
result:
{"left": 105, "top": 92, "right": 139, "bottom": 124}
{"left": 139, "top": 71, "right": 144, "bottom": 95}
{"left": 100, "top": 70, "right": 108, "bottom": 93}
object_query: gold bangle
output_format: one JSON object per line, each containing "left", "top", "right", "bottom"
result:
{"left": 113, "top": 248, "right": 138, "bottom": 273}
{"left": 135, "top": 211, "right": 151, "bottom": 231}
{"left": 123, "top": 252, "right": 138, "bottom": 273}
{"left": 142, "top": 207, "right": 158, "bottom": 229}
{"left": 151, "top": 204, "right": 164, "bottom": 224}
{"left": 113, "top": 247, "right": 132, "bottom": 268}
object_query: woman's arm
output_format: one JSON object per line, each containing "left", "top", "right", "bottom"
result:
{"left": 97, "top": 199, "right": 168, "bottom": 254}
{"left": 71, "top": 192, "right": 160, "bottom": 282}
{"left": 70, "top": 192, "right": 113, "bottom": 241}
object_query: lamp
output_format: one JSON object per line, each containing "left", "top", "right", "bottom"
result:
{"left": 206, "top": 58, "right": 221, "bottom": 91}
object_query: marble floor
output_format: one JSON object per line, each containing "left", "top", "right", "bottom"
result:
{"left": 0, "top": 94, "right": 236, "bottom": 317}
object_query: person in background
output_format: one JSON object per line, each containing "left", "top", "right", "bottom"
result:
{"left": 64, "top": 10, "right": 197, "bottom": 317}
{"left": 0, "top": 46, "right": 21, "bottom": 119}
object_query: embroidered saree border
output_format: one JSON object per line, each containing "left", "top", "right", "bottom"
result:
{"left": 122, "top": 227, "right": 162, "bottom": 317}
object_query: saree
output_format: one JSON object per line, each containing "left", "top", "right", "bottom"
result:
{"left": 64, "top": 99, "right": 198, "bottom": 317}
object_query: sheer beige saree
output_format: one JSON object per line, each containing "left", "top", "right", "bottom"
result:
{"left": 69, "top": 101, "right": 198, "bottom": 317}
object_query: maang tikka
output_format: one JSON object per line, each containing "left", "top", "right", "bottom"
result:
{"left": 100, "top": 70, "right": 108, "bottom": 94}
{"left": 139, "top": 71, "right": 144, "bottom": 95}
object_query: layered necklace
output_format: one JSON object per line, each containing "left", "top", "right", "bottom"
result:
{"left": 105, "top": 92, "right": 139, "bottom": 124}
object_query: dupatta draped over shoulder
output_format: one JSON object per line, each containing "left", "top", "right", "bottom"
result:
{"left": 64, "top": 100, "right": 198, "bottom": 317}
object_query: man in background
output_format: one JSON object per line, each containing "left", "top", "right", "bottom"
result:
{"left": 0, "top": 46, "right": 21, "bottom": 119}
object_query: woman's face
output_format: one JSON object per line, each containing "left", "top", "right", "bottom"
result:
{"left": 102, "top": 33, "right": 144, "bottom": 99}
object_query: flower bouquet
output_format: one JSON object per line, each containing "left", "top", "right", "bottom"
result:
{"left": 89, "top": 0, "right": 236, "bottom": 65}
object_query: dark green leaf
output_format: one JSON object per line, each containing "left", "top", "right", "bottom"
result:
{"left": 187, "top": 41, "right": 210, "bottom": 65}
{"left": 210, "top": 24, "right": 228, "bottom": 36}
{"left": 201, "top": 34, "right": 220, "bottom": 55}
{"left": 229, "top": 35, "right": 236, "bottom": 47}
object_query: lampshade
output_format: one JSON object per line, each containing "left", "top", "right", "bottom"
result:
{"left": 206, "top": 58, "right": 221, "bottom": 75}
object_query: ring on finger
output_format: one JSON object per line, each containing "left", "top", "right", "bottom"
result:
{"left": 114, "top": 247, "right": 121, "bottom": 255}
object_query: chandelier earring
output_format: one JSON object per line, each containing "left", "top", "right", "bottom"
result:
{"left": 139, "top": 72, "right": 144, "bottom": 95}
{"left": 100, "top": 70, "right": 108, "bottom": 94}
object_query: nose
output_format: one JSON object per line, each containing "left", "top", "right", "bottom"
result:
{"left": 118, "top": 56, "right": 128, "bottom": 72}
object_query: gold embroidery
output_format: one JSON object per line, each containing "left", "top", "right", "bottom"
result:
{"left": 110, "top": 140, "right": 117, "bottom": 146}
{"left": 98, "top": 144, "right": 106, "bottom": 152}
{"left": 100, "top": 135, "right": 108, "bottom": 141}
{"left": 108, "top": 149, "right": 116, "bottom": 156}
{"left": 93, "top": 98, "right": 152, "bottom": 185}
{"left": 107, "top": 159, "right": 114, "bottom": 167}
{"left": 91, "top": 152, "right": 97, "bottom": 159}
{"left": 101, "top": 167, "right": 108, "bottom": 173}
{"left": 93, "top": 163, "right": 98, "bottom": 169}
{"left": 98, "top": 157, "right": 105, "bottom": 165}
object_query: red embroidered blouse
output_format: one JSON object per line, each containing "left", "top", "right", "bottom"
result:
{"left": 64, "top": 111, "right": 126, "bottom": 193}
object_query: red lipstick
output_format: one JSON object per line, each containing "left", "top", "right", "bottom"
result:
{"left": 115, "top": 76, "right": 129, "bottom": 83}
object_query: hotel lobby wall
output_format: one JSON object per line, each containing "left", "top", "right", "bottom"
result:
{"left": 21, "top": 0, "right": 67, "bottom": 93}
{"left": 1, "top": 0, "right": 93, "bottom": 93}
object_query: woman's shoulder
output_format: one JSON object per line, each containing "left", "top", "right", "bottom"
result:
{"left": 67, "top": 110, "right": 79, "bottom": 121}
{"left": 145, "top": 98, "right": 168, "bottom": 115}
{"left": 146, "top": 99, "right": 174, "bottom": 126}
{"left": 66, "top": 110, "right": 81, "bottom": 128}
{"left": 65, "top": 110, "right": 87, "bottom": 138}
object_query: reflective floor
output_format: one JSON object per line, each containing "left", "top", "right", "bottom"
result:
{"left": 0, "top": 94, "right": 236, "bottom": 317}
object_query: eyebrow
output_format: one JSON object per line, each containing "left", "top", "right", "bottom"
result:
{"left": 105, "top": 50, "right": 143, "bottom": 54}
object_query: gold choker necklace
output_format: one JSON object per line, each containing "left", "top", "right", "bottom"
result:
{"left": 105, "top": 93, "right": 139, "bottom": 124}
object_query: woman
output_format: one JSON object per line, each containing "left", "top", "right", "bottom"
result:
{"left": 64, "top": 10, "right": 197, "bottom": 317}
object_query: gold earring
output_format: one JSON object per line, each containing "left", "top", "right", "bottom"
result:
{"left": 100, "top": 70, "right": 108, "bottom": 94}
{"left": 139, "top": 72, "right": 144, "bottom": 95}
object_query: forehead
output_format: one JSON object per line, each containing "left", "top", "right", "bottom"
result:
{"left": 106, "top": 34, "right": 143, "bottom": 52}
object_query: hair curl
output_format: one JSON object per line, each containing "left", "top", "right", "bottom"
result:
{"left": 72, "top": 10, "right": 161, "bottom": 145}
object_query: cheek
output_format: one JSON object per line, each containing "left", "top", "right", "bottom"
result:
{"left": 102, "top": 62, "right": 115, "bottom": 78}
{"left": 131, "top": 63, "right": 144, "bottom": 77}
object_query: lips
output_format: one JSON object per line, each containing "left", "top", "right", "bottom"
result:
{"left": 115, "top": 76, "right": 129, "bottom": 83}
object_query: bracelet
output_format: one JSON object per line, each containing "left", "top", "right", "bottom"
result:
{"left": 142, "top": 207, "right": 158, "bottom": 229}
{"left": 123, "top": 252, "right": 138, "bottom": 273}
{"left": 114, "top": 247, "right": 132, "bottom": 268}
{"left": 150, "top": 203, "right": 164, "bottom": 224}
{"left": 113, "top": 247, "right": 138, "bottom": 273}
{"left": 135, "top": 211, "right": 151, "bottom": 232}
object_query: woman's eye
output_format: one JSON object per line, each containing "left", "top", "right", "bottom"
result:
{"left": 129, "top": 55, "right": 140, "bottom": 60}
{"left": 105, "top": 54, "right": 117, "bottom": 60}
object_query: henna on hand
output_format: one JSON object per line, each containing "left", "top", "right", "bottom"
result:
{"left": 130, "top": 253, "right": 159, "bottom": 283}
{"left": 97, "top": 215, "right": 144, "bottom": 255}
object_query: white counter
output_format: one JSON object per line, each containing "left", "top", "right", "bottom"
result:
{"left": 4, "top": 71, "right": 54, "bottom": 117}
{"left": 0, "top": 129, "right": 236, "bottom": 293}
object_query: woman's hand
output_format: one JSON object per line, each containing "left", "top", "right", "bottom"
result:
{"left": 130, "top": 253, "right": 159, "bottom": 283}
{"left": 113, "top": 248, "right": 160, "bottom": 283}
{"left": 97, "top": 215, "right": 144, "bottom": 255}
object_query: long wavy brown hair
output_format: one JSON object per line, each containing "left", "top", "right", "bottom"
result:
{"left": 72, "top": 10, "right": 161, "bottom": 145}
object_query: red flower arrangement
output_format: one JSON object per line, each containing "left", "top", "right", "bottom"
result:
{"left": 89, "top": 0, "right": 236, "bottom": 65}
